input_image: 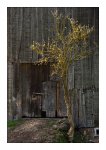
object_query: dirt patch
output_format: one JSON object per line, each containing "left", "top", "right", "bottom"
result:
{"left": 7, "top": 118, "right": 69, "bottom": 143}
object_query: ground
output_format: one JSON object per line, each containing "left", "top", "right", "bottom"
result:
{"left": 7, "top": 118, "right": 69, "bottom": 143}
{"left": 7, "top": 118, "right": 99, "bottom": 143}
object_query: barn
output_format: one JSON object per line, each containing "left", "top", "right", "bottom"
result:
{"left": 7, "top": 7, "right": 99, "bottom": 128}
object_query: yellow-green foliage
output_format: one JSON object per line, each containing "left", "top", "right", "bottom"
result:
{"left": 31, "top": 11, "right": 94, "bottom": 79}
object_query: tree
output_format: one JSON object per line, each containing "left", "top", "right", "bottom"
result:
{"left": 31, "top": 11, "right": 94, "bottom": 141}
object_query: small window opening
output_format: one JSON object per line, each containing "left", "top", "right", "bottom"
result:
{"left": 94, "top": 128, "right": 99, "bottom": 136}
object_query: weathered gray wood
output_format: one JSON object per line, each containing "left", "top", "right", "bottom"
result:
{"left": 7, "top": 7, "right": 99, "bottom": 127}
{"left": 7, "top": 62, "right": 14, "bottom": 120}
{"left": 42, "top": 81, "right": 56, "bottom": 117}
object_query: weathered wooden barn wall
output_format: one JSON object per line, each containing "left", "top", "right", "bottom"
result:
{"left": 7, "top": 7, "right": 99, "bottom": 127}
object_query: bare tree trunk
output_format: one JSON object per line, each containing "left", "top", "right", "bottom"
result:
{"left": 64, "top": 94, "right": 74, "bottom": 142}
{"left": 63, "top": 74, "right": 74, "bottom": 142}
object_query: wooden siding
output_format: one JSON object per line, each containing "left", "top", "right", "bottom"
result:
{"left": 7, "top": 7, "right": 99, "bottom": 127}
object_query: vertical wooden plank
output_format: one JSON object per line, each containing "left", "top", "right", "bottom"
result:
{"left": 72, "top": 89, "right": 78, "bottom": 127}
{"left": 7, "top": 62, "right": 14, "bottom": 120}
{"left": 82, "top": 93, "right": 86, "bottom": 127}
{"left": 42, "top": 81, "right": 56, "bottom": 117}
{"left": 59, "top": 84, "right": 67, "bottom": 117}
{"left": 85, "top": 90, "right": 94, "bottom": 127}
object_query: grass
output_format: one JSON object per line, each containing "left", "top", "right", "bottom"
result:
{"left": 7, "top": 119, "right": 23, "bottom": 129}
{"left": 55, "top": 129, "right": 87, "bottom": 143}
{"left": 54, "top": 130, "right": 69, "bottom": 143}
{"left": 47, "top": 120, "right": 56, "bottom": 126}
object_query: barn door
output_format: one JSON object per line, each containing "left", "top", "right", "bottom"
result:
{"left": 30, "top": 64, "right": 50, "bottom": 117}
{"left": 20, "top": 63, "right": 50, "bottom": 117}
{"left": 42, "top": 81, "right": 67, "bottom": 118}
